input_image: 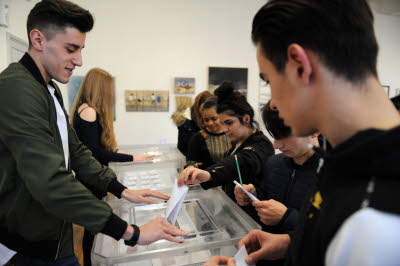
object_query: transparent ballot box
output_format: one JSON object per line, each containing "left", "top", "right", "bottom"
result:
{"left": 92, "top": 186, "right": 261, "bottom": 265}
{"left": 109, "top": 161, "right": 178, "bottom": 191}
{"left": 109, "top": 144, "right": 186, "bottom": 171}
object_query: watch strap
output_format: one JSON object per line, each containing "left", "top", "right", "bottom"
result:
{"left": 124, "top": 224, "right": 140, "bottom": 247}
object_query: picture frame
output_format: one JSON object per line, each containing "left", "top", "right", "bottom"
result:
{"left": 174, "top": 77, "right": 195, "bottom": 94}
{"left": 208, "top": 67, "right": 248, "bottom": 97}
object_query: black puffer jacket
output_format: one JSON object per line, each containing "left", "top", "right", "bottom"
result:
{"left": 257, "top": 152, "right": 320, "bottom": 233}
{"left": 287, "top": 126, "right": 400, "bottom": 266}
{"left": 201, "top": 131, "right": 274, "bottom": 199}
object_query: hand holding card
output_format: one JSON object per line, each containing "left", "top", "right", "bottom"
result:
{"left": 233, "top": 181, "right": 259, "bottom": 202}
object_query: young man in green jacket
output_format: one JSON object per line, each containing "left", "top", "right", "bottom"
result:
{"left": 0, "top": 0, "right": 186, "bottom": 265}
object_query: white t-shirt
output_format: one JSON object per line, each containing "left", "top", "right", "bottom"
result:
{"left": 0, "top": 243, "right": 16, "bottom": 265}
{"left": 326, "top": 207, "right": 400, "bottom": 266}
{"left": 48, "top": 85, "right": 69, "bottom": 168}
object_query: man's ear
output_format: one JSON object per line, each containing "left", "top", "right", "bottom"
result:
{"left": 287, "top": 44, "right": 312, "bottom": 86}
{"left": 243, "top": 114, "right": 251, "bottom": 124}
{"left": 29, "top": 29, "right": 46, "bottom": 51}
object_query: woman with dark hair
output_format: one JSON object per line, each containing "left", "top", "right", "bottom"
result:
{"left": 186, "top": 97, "right": 231, "bottom": 169}
{"left": 178, "top": 82, "right": 274, "bottom": 199}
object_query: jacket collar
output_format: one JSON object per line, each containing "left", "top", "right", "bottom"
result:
{"left": 325, "top": 125, "right": 400, "bottom": 178}
{"left": 283, "top": 150, "right": 320, "bottom": 170}
{"left": 20, "top": 52, "right": 48, "bottom": 88}
{"left": 19, "top": 52, "right": 62, "bottom": 102}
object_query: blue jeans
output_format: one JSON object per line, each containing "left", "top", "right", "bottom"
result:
{"left": 11, "top": 254, "right": 80, "bottom": 266}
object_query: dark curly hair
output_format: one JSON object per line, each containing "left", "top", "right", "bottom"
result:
{"left": 214, "top": 81, "right": 259, "bottom": 129}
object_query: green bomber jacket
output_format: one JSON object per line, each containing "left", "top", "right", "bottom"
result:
{"left": 0, "top": 53, "right": 128, "bottom": 260}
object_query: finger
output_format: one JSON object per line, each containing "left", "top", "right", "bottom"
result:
{"left": 239, "top": 230, "right": 259, "bottom": 251}
{"left": 147, "top": 190, "right": 170, "bottom": 200}
{"left": 227, "top": 257, "right": 236, "bottom": 266}
{"left": 139, "top": 196, "right": 157, "bottom": 204}
{"left": 252, "top": 200, "right": 264, "bottom": 207}
{"left": 178, "top": 170, "right": 189, "bottom": 186}
{"left": 162, "top": 232, "right": 185, "bottom": 243}
{"left": 246, "top": 248, "right": 268, "bottom": 265}
{"left": 164, "top": 225, "right": 188, "bottom": 237}
{"left": 205, "top": 256, "right": 231, "bottom": 265}
{"left": 188, "top": 170, "right": 199, "bottom": 184}
{"left": 162, "top": 220, "right": 188, "bottom": 235}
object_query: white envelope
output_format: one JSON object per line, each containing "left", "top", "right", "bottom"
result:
{"left": 165, "top": 180, "right": 189, "bottom": 225}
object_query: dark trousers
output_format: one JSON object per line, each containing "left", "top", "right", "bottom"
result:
{"left": 82, "top": 230, "right": 95, "bottom": 266}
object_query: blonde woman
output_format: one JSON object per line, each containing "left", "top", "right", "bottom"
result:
{"left": 71, "top": 68, "right": 153, "bottom": 265}
{"left": 71, "top": 68, "right": 152, "bottom": 167}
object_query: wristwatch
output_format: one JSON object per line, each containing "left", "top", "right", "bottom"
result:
{"left": 124, "top": 224, "right": 140, "bottom": 247}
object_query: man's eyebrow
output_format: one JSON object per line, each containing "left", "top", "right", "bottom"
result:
{"left": 65, "top": 43, "right": 84, "bottom": 49}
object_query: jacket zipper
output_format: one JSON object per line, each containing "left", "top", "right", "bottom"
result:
{"left": 54, "top": 221, "right": 65, "bottom": 260}
{"left": 285, "top": 169, "right": 296, "bottom": 202}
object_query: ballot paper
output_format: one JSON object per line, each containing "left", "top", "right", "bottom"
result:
{"left": 165, "top": 180, "right": 189, "bottom": 225}
{"left": 234, "top": 246, "right": 255, "bottom": 266}
{"left": 233, "top": 181, "right": 259, "bottom": 202}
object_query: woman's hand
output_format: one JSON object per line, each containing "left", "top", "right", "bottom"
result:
{"left": 177, "top": 166, "right": 211, "bottom": 186}
{"left": 133, "top": 154, "right": 155, "bottom": 161}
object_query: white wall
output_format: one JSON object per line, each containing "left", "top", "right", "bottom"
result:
{"left": 1, "top": 0, "right": 400, "bottom": 146}
{"left": 375, "top": 13, "right": 400, "bottom": 97}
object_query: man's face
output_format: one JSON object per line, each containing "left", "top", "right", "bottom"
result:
{"left": 41, "top": 27, "right": 85, "bottom": 84}
{"left": 273, "top": 135, "right": 310, "bottom": 158}
{"left": 256, "top": 43, "right": 316, "bottom": 137}
{"left": 218, "top": 112, "right": 249, "bottom": 143}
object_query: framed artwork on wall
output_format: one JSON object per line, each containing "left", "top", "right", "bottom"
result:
{"left": 67, "top": 75, "right": 84, "bottom": 112}
{"left": 175, "top": 96, "right": 193, "bottom": 109}
{"left": 125, "top": 90, "right": 169, "bottom": 112}
{"left": 174, "top": 77, "right": 195, "bottom": 94}
{"left": 208, "top": 67, "right": 248, "bottom": 97}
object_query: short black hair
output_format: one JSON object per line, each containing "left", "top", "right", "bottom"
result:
{"left": 252, "top": 0, "right": 378, "bottom": 83}
{"left": 27, "top": 0, "right": 94, "bottom": 47}
{"left": 262, "top": 100, "right": 291, "bottom": 139}
{"left": 214, "top": 81, "right": 259, "bottom": 129}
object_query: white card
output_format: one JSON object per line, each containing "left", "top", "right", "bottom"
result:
{"left": 233, "top": 181, "right": 259, "bottom": 202}
{"left": 234, "top": 246, "right": 255, "bottom": 266}
{"left": 165, "top": 180, "right": 189, "bottom": 225}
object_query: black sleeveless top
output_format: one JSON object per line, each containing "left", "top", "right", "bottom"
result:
{"left": 72, "top": 107, "right": 132, "bottom": 166}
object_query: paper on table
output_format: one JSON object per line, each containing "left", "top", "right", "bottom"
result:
{"left": 233, "top": 180, "right": 259, "bottom": 202}
{"left": 234, "top": 245, "right": 255, "bottom": 266}
{"left": 165, "top": 180, "right": 189, "bottom": 225}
